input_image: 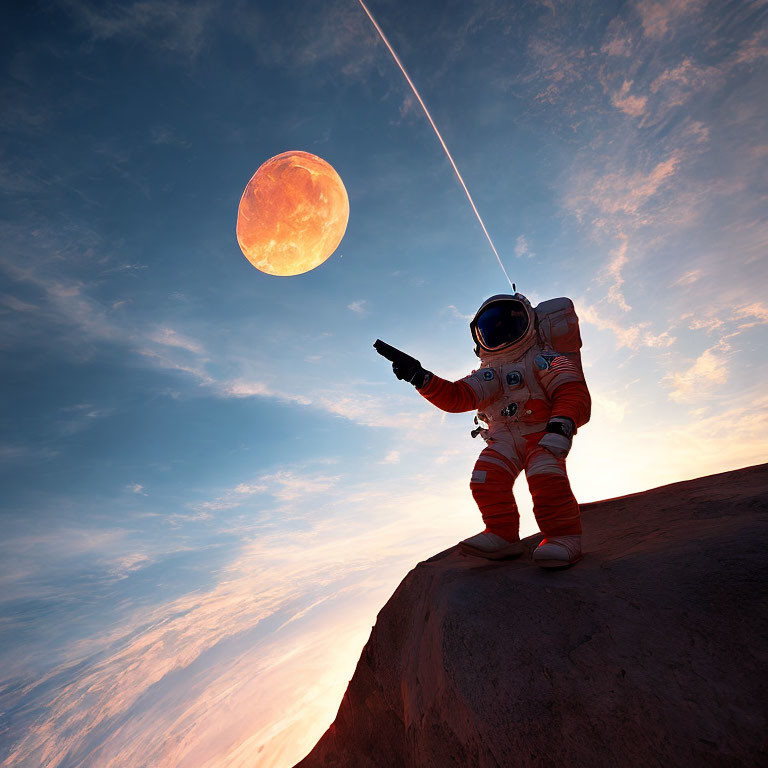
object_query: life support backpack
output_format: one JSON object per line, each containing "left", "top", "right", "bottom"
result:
{"left": 535, "top": 297, "right": 585, "bottom": 380}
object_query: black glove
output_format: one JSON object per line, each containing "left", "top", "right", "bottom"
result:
{"left": 392, "top": 356, "right": 429, "bottom": 389}
{"left": 373, "top": 339, "right": 431, "bottom": 389}
{"left": 545, "top": 416, "right": 575, "bottom": 439}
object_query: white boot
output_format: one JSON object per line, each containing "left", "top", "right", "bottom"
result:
{"left": 533, "top": 535, "right": 582, "bottom": 568}
{"left": 459, "top": 531, "right": 524, "bottom": 560}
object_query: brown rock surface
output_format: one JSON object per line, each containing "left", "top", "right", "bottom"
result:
{"left": 295, "top": 463, "right": 768, "bottom": 768}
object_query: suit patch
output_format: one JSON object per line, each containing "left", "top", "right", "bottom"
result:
{"left": 471, "top": 469, "right": 487, "bottom": 483}
{"left": 549, "top": 355, "right": 578, "bottom": 373}
{"left": 534, "top": 354, "right": 551, "bottom": 370}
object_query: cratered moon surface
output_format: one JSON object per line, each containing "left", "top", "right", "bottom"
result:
{"left": 236, "top": 150, "right": 349, "bottom": 276}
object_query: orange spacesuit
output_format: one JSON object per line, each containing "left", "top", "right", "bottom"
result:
{"left": 376, "top": 293, "right": 590, "bottom": 567}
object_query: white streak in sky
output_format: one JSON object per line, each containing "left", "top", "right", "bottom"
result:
{"left": 357, "top": 0, "right": 514, "bottom": 290}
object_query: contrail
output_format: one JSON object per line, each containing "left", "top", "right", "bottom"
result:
{"left": 357, "top": 0, "right": 514, "bottom": 290}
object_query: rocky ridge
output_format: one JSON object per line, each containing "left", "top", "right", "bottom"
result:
{"left": 295, "top": 463, "right": 768, "bottom": 767}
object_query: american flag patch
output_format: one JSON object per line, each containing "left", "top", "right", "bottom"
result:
{"left": 550, "top": 355, "right": 576, "bottom": 372}
{"left": 537, "top": 354, "right": 578, "bottom": 375}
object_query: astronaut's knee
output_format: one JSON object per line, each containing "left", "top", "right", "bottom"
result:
{"left": 471, "top": 461, "right": 514, "bottom": 501}
{"left": 526, "top": 450, "right": 567, "bottom": 479}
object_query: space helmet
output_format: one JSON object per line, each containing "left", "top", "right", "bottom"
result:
{"left": 470, "top": 293, "right": 538, "bottom": 358}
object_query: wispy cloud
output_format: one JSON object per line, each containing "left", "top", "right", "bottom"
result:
{"left": 664, "top": 340, "right": 730, "bottom": 403}
{"left": 104, "top": 552, "right": 153, "bottom": 580}
{"left": 733, "top": 302, "right": 768, "bottom": 328}
{"left": 57, "top": 405, "right": 112, "bottom": 436}
{"left": 190, "top": 470, "right": 342, "bottom": 514}
{"left": 0, "top": 293, "right": 38, "bottom": 312}
{"left": 219, "top": 374, "right": 434, "bottom": 431}
{"left": 136, "top": 345, "right": 214, "bottom": 385}
{"left": 672, "top": 268, "right": 703, "bottom": 287}
{"left": 147, "top": 326, "right": 206, "bottom": 355}
{"left": 62, "top": 0, "right": 215, "bottom": 56}
{"left": 579, "top": 301, "right": 676, "bottom": 351}
{"left": 220, "top": 379, "right": 277, "bottom": 398}
{"left": 566, "top": 152, "right": 681, "bottom": 229}
{"left": 635, "top": 0, "right": 705, "bottom": 39}
{"left": 446, "top": 304, "right": 473, "bottom": 321}
{"left": 0, "top": 527, "right": 136, "bottom": 601}
{"left": 603, "top": 235, "right": 631, "bottom": 312}
{"left": 0, "top": 443, "right": 58, "bottom": 462}
{"left": 649, "top": 58, "right": 721, "bottom": 108}
{"left": 379, "top": 449, "right": 400, "bottom": 465}
{"left": 148, "top": 124, "right": 191, "bottom": 147}
{"left": 525, "top": 35, "right": 588, "bottom": 107}
{"left": 611, "top": 79, "right": 648, "bottom": 118}
{"left": 347, "top": 299, "right": 368, "bottom": 315}
{"left": 681, "top": 300, "right": 768, "bottom": 337}
{"left": 514, "top": 235, "right": 535, "bottom": 259}
{"left": 260, "top": 471, "right": 340, "bottom": 502}
{"left": 734, "top": 25, "right": 768, "bottom": 65}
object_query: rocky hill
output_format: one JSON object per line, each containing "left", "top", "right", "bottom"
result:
{"left": 295, "top": 463, "right": 768, "bottom": 767}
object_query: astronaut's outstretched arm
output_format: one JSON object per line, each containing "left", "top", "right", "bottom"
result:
{"left": 418, "top": 374, "right": 478, "bottom": 413}
{"left": 374, "top": 340, "right": 492, "bottom": 413}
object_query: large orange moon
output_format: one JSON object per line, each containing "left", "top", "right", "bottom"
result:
{"left": 236, "top": 150, "right": 349, "bottom": 276}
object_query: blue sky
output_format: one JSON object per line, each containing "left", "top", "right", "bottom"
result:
{"left": 1, "top": 1, "right": 767, "bottom": 765}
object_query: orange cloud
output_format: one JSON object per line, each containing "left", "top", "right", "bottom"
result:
{"left": 611, "top": 80, "right": 648, "bottom": 117}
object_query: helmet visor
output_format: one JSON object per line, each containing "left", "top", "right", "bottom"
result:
{"left": 472, "top": 300, "right": 530, "bottom": 351}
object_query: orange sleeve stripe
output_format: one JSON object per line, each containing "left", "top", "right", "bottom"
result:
{"left": 419, "top": 374, "right": 478, "bottom": 413}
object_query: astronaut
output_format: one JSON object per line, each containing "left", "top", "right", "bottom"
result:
{"left": 377, "top": 293, "right": 591, "bottom": 568}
